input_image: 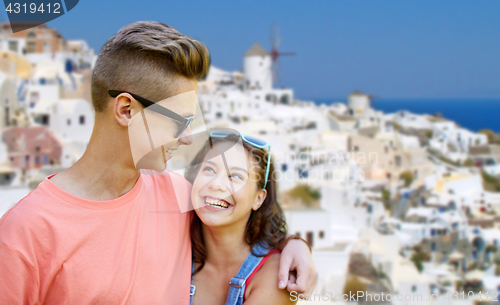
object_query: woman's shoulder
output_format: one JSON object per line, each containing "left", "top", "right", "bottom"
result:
{"left": 245, "top": 251, "right": 297, "bottom": 304}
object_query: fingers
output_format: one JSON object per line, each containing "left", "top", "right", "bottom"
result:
{"left": 287, "top": 262, "right": 308, "bottom": 294}
{"left": 289, "top": 255, "right": 317, "bottom": 294}
{"left": 306, "top": 269, "right": 318, "bottom": 295}
{"left": 278, "top": 253, "right": 293, "bottom": 289}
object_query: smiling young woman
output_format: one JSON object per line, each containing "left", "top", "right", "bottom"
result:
{"left": 185, "top": 133, "right": 296, "bottom": 305}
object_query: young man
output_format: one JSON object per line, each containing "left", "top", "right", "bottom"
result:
{"left": 0, "top": 21, "right": 316, "bottom": 304}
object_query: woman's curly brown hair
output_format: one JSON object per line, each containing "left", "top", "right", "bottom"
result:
{"left": 184, "top": 134, "right": 287, "bottom": 274}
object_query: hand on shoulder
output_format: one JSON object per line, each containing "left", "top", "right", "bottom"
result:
{"left": 244, "top": 253, "right": 297, "bottom": 305}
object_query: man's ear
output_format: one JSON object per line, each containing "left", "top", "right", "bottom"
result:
{"left": 113, "top": 94, "right": 140, "bottom": 127}
{"left": 252, "top": 189, "right": 267, "bottom": 211}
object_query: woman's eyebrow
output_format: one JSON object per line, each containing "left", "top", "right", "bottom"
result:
{"left": 203, "top": 160, "right": 248, "bottom": 174}
{"left": 203, "top": 160, "right": 217, "bottom": 166}
{"left": 229, "top": 166, "right": 249, "bottom": 174}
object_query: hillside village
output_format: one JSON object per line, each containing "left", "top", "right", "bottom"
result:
{"left": 1, "top": 24, "right": 500, "bottom": 304}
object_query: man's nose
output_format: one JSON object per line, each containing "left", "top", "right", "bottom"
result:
{"left": 178, "top": 126, "right": 193, "bottom": 146}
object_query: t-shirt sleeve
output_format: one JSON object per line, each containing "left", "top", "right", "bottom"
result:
{"left": 166, "top": 171, "right": 193, "bottom": 213}
{"left": 0, "top": 240, "right": 38, "bottom": 304}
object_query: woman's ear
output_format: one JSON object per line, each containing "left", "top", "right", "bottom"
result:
{"left": 252, "top": 189, "right": 267, "bottom": 211}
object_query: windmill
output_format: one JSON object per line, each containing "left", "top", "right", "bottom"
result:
{"left": 269, "top": 23, "right": 295, "bottom": 85}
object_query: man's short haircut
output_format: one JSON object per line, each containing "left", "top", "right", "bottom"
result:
{"left": 91, "top": 21, "right": 210, "bottom": 112}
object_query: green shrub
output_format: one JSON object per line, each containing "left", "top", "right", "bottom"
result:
{"left": 399, "top": 170, "right": 414, "bottom": 187}
{"left": 343, "top": 276, "right": 368, "bottom": 297}
{"left": 382, "top": 189, "right": 391, "bottom": 200}
{"left": 481, "top": 170, "right": 500, "bottom": 192}
{"left": 478, "top": 129, "right": 494, "bottom": 144}
{"left": 287, "top": 184, "right": 321, "bottom": 205}
{"left": 463, "top": 158, "right": 475, "bottom": 167}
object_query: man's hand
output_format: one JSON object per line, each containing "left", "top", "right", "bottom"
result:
{"left": 277, "top": 239, "right": 317, "bottom": 295}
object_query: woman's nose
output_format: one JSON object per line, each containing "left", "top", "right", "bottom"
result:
{"left": 208, "top": 172, "right": 230, "bottom": 192}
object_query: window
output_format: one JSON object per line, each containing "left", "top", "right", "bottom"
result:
{"left": 67, "top": 119, "right": 71, "bottom": 126}
{"left": 412, "top": 285, "right": 417, "bottom": 293}
{"left": 319, "top": 231, "right": 324, "bottom": 239}
{"left": 265, "top": 94, "right": 277, "bottom": 103}
{"left": 30, "top": 92, "right": 39, "bottom": 103}
{"left": 34, "top": 114, "right": 49, "bottom": 125}
{"left": 353, "top": 146, "right": 359, "bottom": 152}
{"left": 26, "top": 41, "right": 36, "bottom": 53}
{"left": 5, "top": 106, "right": 9, "bottom": 126}
{"left": 79, "top": 115, "right": 85, "bottom": 125}
{"left": 43, "top": 42, "right": 51, "bottom": 53}
{"left": 35, "top": 146, "right": 41, "bottom": 153}
{"left": 395, "top": 156, "right": 402, "bottom": 167}
{"left": 8, "top": 40, "right": 18, "bottom": 52}
{"left": 306, "top": 232, "right": 314, "bottom": 248}
{"left": 280, "top": 95, "right": 290, "bottom": 105}
{"left": 295, "top": 232, "right": 301, "bottom": 238}
{"left": 35, "top": 156, "right": 40, "bottom": 165}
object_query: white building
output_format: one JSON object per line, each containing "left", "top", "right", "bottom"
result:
{"left": 384, "top": 111, "right": 433, "bottom": 130}
{"left": 243, "top": 42, "right": 272, "bottom": 91}
{"left": 31, "top": 98, "right": 93, "bottom": 143}
{"left": 347, "top": 90, "right": 371, "bottom": 116}
{"left": 284, "top": 208, "right": 354, "bottom": 298}
{"left": 0, "top": 70, "right": 18, "bottom": 129}
{"left": 430, "top": 121, "right": 487, "bottom": 162}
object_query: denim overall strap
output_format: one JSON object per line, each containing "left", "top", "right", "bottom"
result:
{"left": 225, "top": 243, "right": 270, "bottom": 305}
{"left": 190, "top": 262, "right": 195, "bottom": 305}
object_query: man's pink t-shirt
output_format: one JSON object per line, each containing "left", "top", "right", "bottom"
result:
{"left": 0, "top": 171, "right": 193, "bottom": 304}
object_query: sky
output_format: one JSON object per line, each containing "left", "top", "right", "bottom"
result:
{"left": 2, "top": 0, "right": 499, "bottom": 100}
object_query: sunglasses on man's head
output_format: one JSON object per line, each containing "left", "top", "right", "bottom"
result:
{"left": 108, "top": 90, "right": 194, "bottom": 138}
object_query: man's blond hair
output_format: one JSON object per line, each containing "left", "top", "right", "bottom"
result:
{"left": 91, "top": 21, "right": 210, "bottom": 112}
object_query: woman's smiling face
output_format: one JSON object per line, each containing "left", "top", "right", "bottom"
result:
{"left": 191, "top": 141, "right": 267, "bottom": 228}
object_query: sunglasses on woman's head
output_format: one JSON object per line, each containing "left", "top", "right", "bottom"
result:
{"left": 209, "top": 130, "right": 271, "bottom": 189}
{"left": 108, "top": 90, "right": 194, "bottom": 138}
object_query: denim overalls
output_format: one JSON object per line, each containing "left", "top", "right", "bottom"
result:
{"left": 189, "top": 243, "right": 271, "bottom": 305}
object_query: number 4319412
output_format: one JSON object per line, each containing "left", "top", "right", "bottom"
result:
{"left": 5, "top": 3, "right": 61, "bottom": 14}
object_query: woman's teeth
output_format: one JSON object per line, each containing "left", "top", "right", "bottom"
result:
{"left": 205, "top": 197, "right": 229, "bottom": 209}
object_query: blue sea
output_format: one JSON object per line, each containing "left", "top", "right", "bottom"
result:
{"left": 312, "top": 98, "right": 500, "bottom": 133}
